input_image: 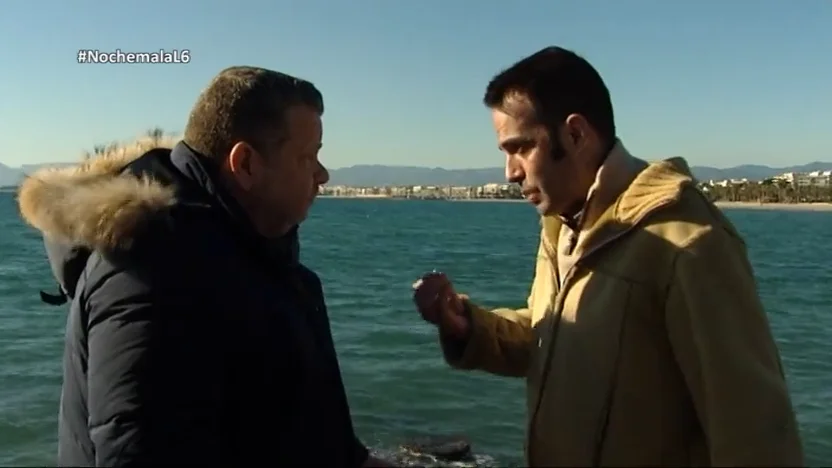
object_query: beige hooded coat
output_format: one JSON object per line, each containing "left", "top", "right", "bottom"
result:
{"left": 442, "top": 143, "right": 804, "bottom": 467}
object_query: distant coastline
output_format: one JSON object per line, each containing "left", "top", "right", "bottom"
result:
{"left": 319, "top": 194, "right": 391, "bottom": 199}
{"left": 3, "top": 186, "right": 830, "bottom": 211}
{"left": 317, "top": 194, "right": 832, "bottom": 210}
{"left": 714, "top": 201, "right": 832, "bottom": 212}
{"left": 317, "top": 194, "right": 524, "bottom": 203}
{"left": 6, "top": 186, "right": 830, "bottom": 209}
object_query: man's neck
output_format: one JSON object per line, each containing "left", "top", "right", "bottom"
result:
{"left": 562, "top": 139, "right": 637, "bottom": 236}
{"left": 218, "top": 172, "right": 293, "bottom": 239}
{"left": 560, "top": 200, "right": 586, "bottom": 231}
{"left": 559, "top": 145, "right": 610, "bottom": 229}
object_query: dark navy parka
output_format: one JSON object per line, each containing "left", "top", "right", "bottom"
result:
{"left": 21, "top": 141, "right": 368, "bottom": 467}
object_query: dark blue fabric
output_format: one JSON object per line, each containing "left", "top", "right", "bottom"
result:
{"left": 55, "top": 144, "right": 368, "bottom": 467}
{"left": 42, "top": 236, "right": 89, "bottom": 302}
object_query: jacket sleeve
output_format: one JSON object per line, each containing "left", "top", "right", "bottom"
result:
{"left": 665, "top": 226, "right": 804, "bottom": 466}
{"left": 440, "top": 300, "right": 534, "bottom": 377}
{"left": 439, "top": 240, "right": 545, "bottom": 378}
{"left": 85, "top": 266, "right": 227, "bottom": 466}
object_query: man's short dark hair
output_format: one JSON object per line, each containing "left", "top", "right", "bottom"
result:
{"left": 483, "top": 47, "right": 616, "bottom": 147}
{"left": 184, "top": 66, "right": 324, "bottom": 159}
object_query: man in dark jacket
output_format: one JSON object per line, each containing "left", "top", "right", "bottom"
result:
{"left": 18, "top": 66, "right": 391, "bottom": 467}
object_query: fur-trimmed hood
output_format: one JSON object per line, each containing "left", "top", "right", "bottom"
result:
{"left": 18, "top": 136, "right": 181, "bottom": 251}
{"left": 21, "top": 136, "right": 304, "bottom": 303}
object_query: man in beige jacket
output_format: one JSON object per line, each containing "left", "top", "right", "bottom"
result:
{"left": 413, "top": 46, "right": 804, "bottom": 467}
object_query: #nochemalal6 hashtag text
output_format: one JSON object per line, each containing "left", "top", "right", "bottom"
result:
{"left": 77, "top": 49, "right": 190, "bottom": 64}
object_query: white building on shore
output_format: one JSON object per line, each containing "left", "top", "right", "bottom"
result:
{"left": 774, "top": 170, "right": 831, "bottom": 187}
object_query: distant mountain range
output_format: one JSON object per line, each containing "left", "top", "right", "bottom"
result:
{"left": 325, "top": 162, "right": 832, "bottom": 187}
{"left": 0, "top": 163, "right": 75, "bottom": 187}
{"left": 2, "top": 161, "right": 830, "bottom": 188}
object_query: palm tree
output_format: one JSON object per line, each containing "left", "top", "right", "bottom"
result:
{"left": 146, "top": 127, "right": 165, "bottom": 144}
{"left": 758, "top": 178, "right": 775, "bottom": 202}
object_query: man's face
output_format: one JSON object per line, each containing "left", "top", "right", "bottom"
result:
{"left": 242, "top": 105, "right": 329, "bottom": 236}
{"left": 491, "top": 101, "right": 584, "bottom": 217}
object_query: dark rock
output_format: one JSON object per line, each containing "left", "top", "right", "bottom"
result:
{"left": 400, "top": 435, "right": 472, "bottom": 461}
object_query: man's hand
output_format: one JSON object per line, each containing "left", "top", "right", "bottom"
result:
{"left": 412, "top": 272, "right": 470, "bottom": 339}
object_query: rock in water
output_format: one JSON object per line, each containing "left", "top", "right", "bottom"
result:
{"left": 400, "top": 435, "right": 472, "bottom": 461}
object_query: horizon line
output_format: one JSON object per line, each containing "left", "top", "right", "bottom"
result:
{"left": 2, "top": 160, "right": 831, "bottom": 172}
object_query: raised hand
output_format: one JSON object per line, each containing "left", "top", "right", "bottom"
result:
{"left": 412, "top": 271, "right": 470, "bottom": 339}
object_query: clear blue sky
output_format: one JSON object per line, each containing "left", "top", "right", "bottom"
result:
{"left": 1, "top": 0, "right": 829, "bottom": 169}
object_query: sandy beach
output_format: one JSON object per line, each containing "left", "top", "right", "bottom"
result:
{"left": 715, "top": 201, "right": 832, "bottom": 212}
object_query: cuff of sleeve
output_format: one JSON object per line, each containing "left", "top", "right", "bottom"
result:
{"left": 440, "top": 298, "right": 491, "bottom": 369}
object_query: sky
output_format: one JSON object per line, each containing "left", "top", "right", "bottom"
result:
{"left": 0, "top": 0, "right": 829, "bottom": 169}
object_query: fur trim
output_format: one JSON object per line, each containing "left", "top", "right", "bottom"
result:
{"left": 17, "top": 136, "right": 179, "bottom": 250}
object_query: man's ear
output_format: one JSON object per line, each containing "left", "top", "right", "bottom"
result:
{"left": 563, "top": 113, "right": 589, "bottom": 151}
{"left": 228, "top": 142, "right": 257, "bottom": 191}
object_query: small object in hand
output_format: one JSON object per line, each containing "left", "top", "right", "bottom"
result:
{"left": 400, "top": 434, "right": 472, "bottom": 461}
{"left": 412, "top": 271, "right": 448, "bottom": 308}
{"left": 412, "top": 270, "right": 444, "bottom": 288}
